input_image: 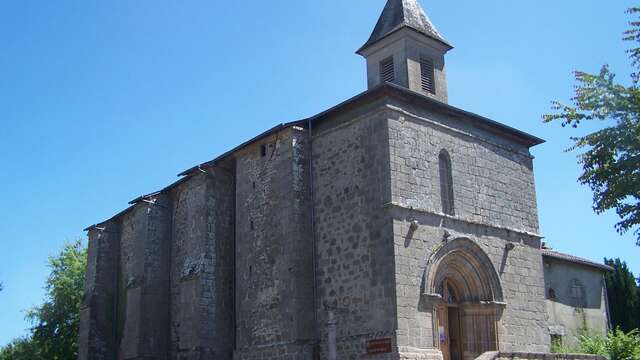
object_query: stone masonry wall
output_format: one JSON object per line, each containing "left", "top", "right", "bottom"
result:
{"left": 139, "top": 194, "right": 172, "bottom": 359}
{"left": 117, "top": 194, "right": 172, "bottom": 360}
{"left": 79, "top": 222, "right": 120, "bottom": 360}
{"left": 80, "top": 166, "right": 235, "bottom": 360}
{"left": 387, "top": 100, "right": 539, "bottom": 235}
{"left": 234, "top": 127, "right": 315, "bottom": 359}
{"left": 170, "top": 168, "right": 235, "bottom": 360}
{"left": 392, "top": 215, "right": 548, "bottom": 354}
{"left": 312, "top": 107, "right": 397, "bottom": 360}
{"left": 79, "top": 92, "right": 552, "bottom": 360}
{"left": 387, "top": 105, "right": 549, "bottom": 354}
{"left": 118, "top": 205, "right": 144, "bottom": 359}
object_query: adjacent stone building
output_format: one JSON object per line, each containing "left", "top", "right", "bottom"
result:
{"left": 542, "top": 249, "right": 612, "bottom": 349}
{"left": 78, "top": 1, "right": 611, "bottom": 359}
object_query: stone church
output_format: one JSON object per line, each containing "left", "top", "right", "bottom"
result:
{"left": 78, "top": 1, "right": 610, "bottom": 359}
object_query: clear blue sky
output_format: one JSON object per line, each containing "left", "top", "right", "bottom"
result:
{"left": 1, "top": 0, "right": 638, "bottom": 346}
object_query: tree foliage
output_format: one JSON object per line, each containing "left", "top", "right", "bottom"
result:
{"left": 605, "top": 258, "right": 640, "bottom": 333}
{"left": 544, "top": 7, "right": 640, "bottom": 246}
{"left": 606, "top": 328, "right": 640, "bottom": 360}
{"left": 0, "top": 338, "right": 41, "bottom": 360}
{"left": 0, "top": 240, "right": 87, "bottom": 360}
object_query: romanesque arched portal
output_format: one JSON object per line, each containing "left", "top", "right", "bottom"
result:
{"left": 423, "top": 238, "right": 505, "bottom": 360}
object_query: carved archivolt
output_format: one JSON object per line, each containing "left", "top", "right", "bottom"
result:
{"left": 423, "top": 238, "right": 505, "bottom": 358}
{"left": 423, "top": 237, "right": 504, "bottom": 304}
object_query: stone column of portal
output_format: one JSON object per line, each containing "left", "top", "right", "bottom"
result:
{"left": 78, "top": 221, "right": 121, "bottom": 360}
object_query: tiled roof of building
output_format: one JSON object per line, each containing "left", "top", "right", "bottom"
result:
{"left": 358, "top": 0, "right": 452, "bottom": 53}
{"left": 542, "top": 249, "right": 613, "bottom": 272}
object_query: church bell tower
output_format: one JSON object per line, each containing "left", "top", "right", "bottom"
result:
{"left": 357, "top": 0, "right": 453, "bottom": 103}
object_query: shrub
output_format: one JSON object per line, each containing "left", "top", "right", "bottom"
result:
{"left": 577, "top": 329, "right": 608, "bottom": 357}
{"left": 571, "top": 328, "right": 640, "bottom": 360}
{"left": 605, "top": 328, "right": 640, "bottom": 360}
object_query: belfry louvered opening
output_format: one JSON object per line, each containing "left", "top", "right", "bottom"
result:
{"left": 420, "top": 57, "right": 436, "bottom": 94}
{"left": 380, "top": 57, "right": 395, "bottom": 83}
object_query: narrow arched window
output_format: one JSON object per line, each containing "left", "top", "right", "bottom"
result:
{"left": 439, "top": 150, "right": 455, "bottom": 215}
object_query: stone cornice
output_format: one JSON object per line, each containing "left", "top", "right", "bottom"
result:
{"left": 383, "top": 201, "right": 543, "bottom": 240}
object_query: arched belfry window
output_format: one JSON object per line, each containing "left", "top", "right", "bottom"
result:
{"left": 439, "top": 150, "right": 455, "bottom": 215}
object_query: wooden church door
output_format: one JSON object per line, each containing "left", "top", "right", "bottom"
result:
{"left": 448, "top": 307, "right": 462, "bottom": 360}
{"left": 436, "top": 280, "right": 464, "bottom": 360}
{"left": 435, "top": 303, "right": 450, "bottom": 360}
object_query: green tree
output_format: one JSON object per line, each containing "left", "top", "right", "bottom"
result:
{"left": 605, "top": 258, "right": 640, "bottom": 332}
{"left": 0, "top": 240, "right": 87, "bottom": 360}
{"left": 28, "top": 240, "right": 87, "bottom": 359}
{"left": 544, "top": 7, "right": 640, "bottom": 246}
{"left": 0, "top": 338, "right": 41, "bottom": 360}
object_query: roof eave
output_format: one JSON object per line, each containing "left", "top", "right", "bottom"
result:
{"left": 84, "top": 84, "right": 544, "bottom": 232}
{"left": 83, "top": 204, "right": 136, "bottom": 232}
{"left": 356, "top": 25, "right": 454, "bottom": 56}
{"left": 542, "top": 251, "right": 614, "bottom": 272}
{"left": 381, "top": 83, "right": 545, "bottom": 147}
{"left": 177, "top": 119, "right": 307, "bottom": 177}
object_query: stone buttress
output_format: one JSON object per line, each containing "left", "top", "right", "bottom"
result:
{"left": 233, "top": 127, "right": 315, "bottom": 360}
{"left": 170, "top": 167, "right": 235, "bottom": 359}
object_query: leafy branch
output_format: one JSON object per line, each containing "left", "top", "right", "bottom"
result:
{"left": 544, "top": 7, "right": 640, "bottom": 245}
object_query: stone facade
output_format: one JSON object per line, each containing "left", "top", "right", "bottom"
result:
{"left": 78, "top": 1, "right": 611, "bottom": 360}
{"left": 386, "top": 101, "right": 549, "bottom": 357}
{"left": 312, "top": 107, "right": 396, "bottom": 360}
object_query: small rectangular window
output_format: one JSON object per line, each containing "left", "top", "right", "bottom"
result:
{"left": 260, "top": 144, "right": 267, "bottom": 157}
{"left": 420, "top": 57, "right": 435, "bottom": 94}
{"left": 380, "top": 57, "right": 395, "bottom": 83}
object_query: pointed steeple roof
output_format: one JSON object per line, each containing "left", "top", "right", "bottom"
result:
{"left": 357, "top": 0, "right": 452, "bottom": 54}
